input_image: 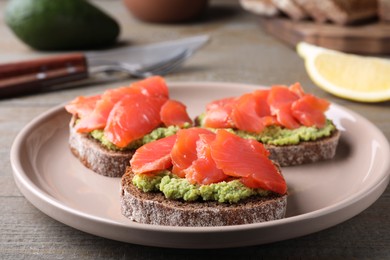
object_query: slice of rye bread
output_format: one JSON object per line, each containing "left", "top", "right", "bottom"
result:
{"left": 379, "top": 0, "right": 390, "bottom": 22}
{"left": 239, "top": 0, "right": 280, "bottom": 17}
{"left": 120, "top": 170, "right": 288, "bottom": 227}
{"left": 68, "top": 116, "right": 133, "bottom": 177}
{"left": 294, "top": 0, "right": 328, "bottom": 23}
{"left": 295, "top": 0, "right": 378, "bottom": 24}
{"left": 265, "top": 129, "right": 341, "bottom": 167}
{"left": 271, "top": 0, "right": 308, "bottom": 20}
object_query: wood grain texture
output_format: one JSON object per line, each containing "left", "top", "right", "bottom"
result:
{"left": 0, "top": 0, "right": 389, "bottom": 259}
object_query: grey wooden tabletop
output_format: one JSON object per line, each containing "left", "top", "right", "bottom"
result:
{"left": 1, "top": 0, "right": 389, "bottom": 259}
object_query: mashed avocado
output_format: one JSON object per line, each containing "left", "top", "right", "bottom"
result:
{"left": 132, "top": 172, "right": 270, "bottom": 203}
{"left": 90, "top": 124, "right": 189, "bottom": 151}
{"left": 197, "top": 113, "right": 336, "bottom": 146}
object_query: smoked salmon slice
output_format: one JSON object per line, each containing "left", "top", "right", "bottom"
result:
{"left": 203, "top": 97, "right": 235, "bottom": 128}
{"left": 160, "top": 100, "right": 193, "bottom": 127}
{"left": 231, "top": 93, "right": 267, "bottom": 133}
{"left": 252, "top": 89, "right": 271, "bottom": 116}
{"left": 170, "top": 128, "right": 214, "bottom": 176}
{"left": 75, "top": 77, "right": 169, "bottom": 133}
{"left": 130, "top": 135, "right": 177, "bottom": 174}
{"left": 129, "top": 76, "right": 169, "bottom": 98}
{"left": 206, "top": 97, "right": 236, "bottom": 111}
{"left": 268, "top": 85, "right": 301, "bottom": 129}
{"left": 75, "top": 86, "right": 138, "bottom": 133}
{"left": 201, "top": 83, "right": 330, "bottom": 133}
{"left": 210, "top": 130, "right": 287, "bottom": 194}
{"left": 184, "top": 134, "right": 228, "bottom": 185}
{"left": 202, "top": 105, "right": 235, "bottom": 128}
{"left": 289, "top": 82, "right": 305, "bottom": 97}
{"left": 104, "top": 94, "right": 166, "bottom": 148}
{"left": 65, "top": 94, "right": 101, "bottom": 118}
{"left": 291, "top": 94, "right": 330, "bottom": 128}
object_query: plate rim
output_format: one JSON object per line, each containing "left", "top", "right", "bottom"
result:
{"left": 10, "top": 81, "right": 390, "bottom": 247}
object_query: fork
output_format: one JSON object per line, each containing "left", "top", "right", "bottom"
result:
{"left": 88, "top": 48, "right": 191, "bottom": 78}
{"left": 0, "top": 48, "right": 190, "bottom": 98}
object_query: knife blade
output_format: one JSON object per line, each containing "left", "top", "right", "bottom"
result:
{"left": 0, "top": 35, "right": 210, "bottom": 98}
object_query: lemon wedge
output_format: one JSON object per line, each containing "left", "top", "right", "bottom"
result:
{"left": 297, "top": 42, "right": 390, "bottom": 102}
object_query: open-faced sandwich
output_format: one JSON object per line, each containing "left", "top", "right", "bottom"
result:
{"left": 196, "top": 83, "right": 340, "bottom": 166}
{"left": 121, "top": 127, "right": 288, "bottom": 227}
{"left": 65, "top": 76, "right": 193, "bottom": 177}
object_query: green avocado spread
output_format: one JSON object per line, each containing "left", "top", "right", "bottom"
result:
{"left": 132, "top": 171, "right": 270, "bottom": 203}
{"left": 197, "top": 113, "right": 336, "bottom": 146}
{"left": 90, "top": 124, "right": 189, "bottom": 151}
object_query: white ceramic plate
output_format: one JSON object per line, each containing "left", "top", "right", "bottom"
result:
{"left": 11, "top": 82, "right": 390, "bottom": 249}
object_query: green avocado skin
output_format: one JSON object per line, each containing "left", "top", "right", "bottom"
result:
{"left": 5, "top": 0, "right": 120, "bottom": 50}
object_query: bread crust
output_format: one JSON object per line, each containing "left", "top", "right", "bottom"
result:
{"left": 239, "top": 0, "right": 280, "bottom": 17}
{"left": 271, "top": 0, "right": 308, "bottom": 20}
{"left": 265, "top": 129, "right": 341, "bottom": 166}
{"left": 120, "top": 170, "right": 287, "bottom": 227}
{"left": 68, "top": 116, "right": 133, "bottom": 177}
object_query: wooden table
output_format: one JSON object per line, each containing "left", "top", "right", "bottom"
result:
{"left": 1, "top": 0, "right": 389, "bottom": 258}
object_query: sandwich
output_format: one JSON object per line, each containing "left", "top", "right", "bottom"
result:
{"left": 120, "top": 127, "right": 288, "bottom": 226}
{"left": 195, "top": 83, "right": 340, "bottom": 166}
{"left": 65, "top": 76, "right": 192, "bottom": 177}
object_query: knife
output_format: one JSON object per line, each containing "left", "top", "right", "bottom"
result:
{"left": 0, "top": 35, "right": 210, "bottom": 98}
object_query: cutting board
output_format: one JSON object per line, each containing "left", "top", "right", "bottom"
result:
{"left": 260, "top": 18, "right": 390, "bottom": 55}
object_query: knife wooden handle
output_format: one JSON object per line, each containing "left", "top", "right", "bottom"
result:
{"left": 0, "top": 53, "right": 88, "bottom": 98}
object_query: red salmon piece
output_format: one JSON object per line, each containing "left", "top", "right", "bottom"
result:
{"left": 130, "top": 76, "right": 169, "bottom": 98}
{"left": 289, "top": 82, "right": 305, "bottom": 98}
{"left": 202, "top": 105, "right": 235, "bottom": 128}
{"left": 261, "top": 116, "right": 279, "bottom": 127}
{"left": 75, "top": 87, "right": 136, "bottom": 133}
{"left": 75, "top": 77, "right": 168, "bottom": 133}
{"left": 104, "top": 94, "right": 166, "bottom": 148}
{"left": 231, "top": 93, "right": 266, "bottom": 133}
{"left": 252, "top": 89, "right": 271, "bottom": 117}
{"left": 240, "top": 174, "right": 287, "bottom": 195}
{"left": 170, "top": 128, "right": 215, "bottom": 172}
{"left": 203, "top": 97, "right": 235, "bottom": 128}
{"left": 65, "top": 94, "right": 101, "bottom": 118}
{"left": 160, "top": 99, "right": 193, "bottom": 127}
{"left": 184, "top": 134, "right": 228, "bottom": 185}
{"left": 206, "top": 97, "right": 236, "bottom": 111}
{"left": 172, "top": 165, "right": 186, "bottom": 178}
{"left": 130, "top": 135, "right": 177, "bottom": 174}
{"left": 291, "top": 94, "right": 330, "bottom": 128}
{"left": 274, "top": 104, "right": 301, "bottom": 129}
{"left": 268, "top": 85, "right": 299, "bottom": 107}
{"left": 268, "top": 86, "right": 301, "bottom": 129}
{"left": 210, "top": 130, "right": 287, "bottom": 194}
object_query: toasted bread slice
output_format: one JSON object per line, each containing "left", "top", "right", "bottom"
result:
{"left": 265, "top": 129, "right": 341, "bottom": 166}
{"left": 69, "top": 116, "right": 133, "bottom": 177}
{"left": 379, "top": 0, "right": 390, "bottom": 22}
{"left": 294, "top": 0, "right": 328, "bottom": 23}
{"left": 295, "top": 0, "right": 377, "bottom": 24}
{"left": 120, "top": 170, "right": 287, "bottom": 227}
{"left": 324, "top": 0, "right": 378, "bottom": 25}
{"left": 239, "top": 0, "right": 280, "bottom": 17}
{"left": 271, "top": 0, "right": 308, "bottom": 20}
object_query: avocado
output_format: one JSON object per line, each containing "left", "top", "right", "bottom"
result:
{"left": 132, "top": 172, "right": 270, "bottom": 204}
{"left": 90, "top": 124, "right": 189, "bottom": 151}
{"left": 5, "top": 0, "right": 120, "bottom": 50}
